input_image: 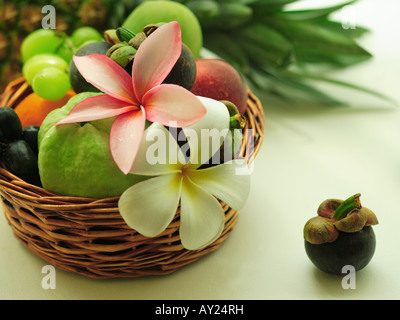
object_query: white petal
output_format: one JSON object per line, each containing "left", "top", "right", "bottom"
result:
{"left": 118, "top": 174, "right": 182, "bottom": 237}
{"left": 182, "top": 97, "right": 230, "bottom": 168}
{"left": 129, "top": 122, "right": 187, "bottom": 176}
{"left": 187, "top": 159, "right": 251, "bottom": 210}
{"left": 179, "top": 176, "right": 226, "bottom": 250}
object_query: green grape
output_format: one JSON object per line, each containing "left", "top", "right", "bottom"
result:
{"left": 32, "top": 67, "right": 71, "bottom": 101}
{"left": 71, "top": 26, "right": 102, "bottom": 48}
{"left": 56, "top": 37, "right": 75, "bottom": 63}
{"left": 20, "top": 29, "right": 63, "bottom": 62}
{"left": 23, "top": 53, "right": 69, "bottom": 85}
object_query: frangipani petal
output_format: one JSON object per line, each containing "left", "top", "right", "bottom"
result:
{"left": 74, "top": 54, "right": 138, "bottom": 104}
{"left": 130, "top": 122, "right": 186, "bottom": 176}
{"left": 55, "top": 94, "right": 135, "bottom": 125}
{"left": 187, "top": 160, "right": 251, "bottom": 210}
{"left": 143, "top": 84, "right": 206, "bottom": 127}
{"left": 180, "top": 176, "right": 226, "bottom": 250}
{"left": 133, "top": 22, "right": 182, "bottom": 101}
{"left": 183, "top": 97, "right": 230, "bottom": 168}
{"left": 119, "top": 174, "right": 183, "bottom": 237}
{"left": 110, "top": 108, "right": 146, "bottom": 175}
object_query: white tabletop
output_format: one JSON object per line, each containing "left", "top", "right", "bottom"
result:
{"left": 1, "top": 0, "right": 400, "bottom": 300}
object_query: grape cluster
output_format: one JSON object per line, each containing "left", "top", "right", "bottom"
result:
{"left": 0, "top": 107, "right": 41, "bottom": 186}
{"left": 21, "top": 26, "right": 102, "bottom": 101}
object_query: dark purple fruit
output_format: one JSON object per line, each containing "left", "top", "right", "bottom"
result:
{"left": 163, "top": 44, "right": 197, "bottom": 90}
{"left": 22, "top": 125, "right": 39, "bottom": 156}
{"left": 304, "top": 194, "right": 378, "bottom": 275}
{"left": 305, "top": 226, "right": 376, "bottom": 274}
{"left": 4, "top": 140, "right": 41, "bottom": 186}
{"left": 124, "top": 43, "right": 196, "bottom": 90}
{"left": 69, "top": 41, "right": 112, "bottom": 93}
{"left": 0, "top": 107, "right": 22, "bottom": 144}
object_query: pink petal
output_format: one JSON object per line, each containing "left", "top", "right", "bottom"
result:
{"left": 74, "top": 54, "right": 138, "bottom": 104}
{"left": 142, "top": 84, "right": 207, "bottom": 127}
{"left": 56, "top": 95, "right": 136, "bottom": 125}
{"left": 132, "top": 22, "right": 182, "bottom": 101}
{"left": 110, "top": 108, "right": 146, "bottom": 175}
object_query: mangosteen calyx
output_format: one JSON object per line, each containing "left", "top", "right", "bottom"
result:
{"left": 303, "top": 193, "right": 378, "bottom": 245}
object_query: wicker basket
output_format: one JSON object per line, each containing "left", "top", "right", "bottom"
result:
{"left": 0, "top": 77, "right": 265, "bottom": 279}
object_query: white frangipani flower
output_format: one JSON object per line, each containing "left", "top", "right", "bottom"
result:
{"left": 118, "top": 97, "right": 251, "bottom": 250}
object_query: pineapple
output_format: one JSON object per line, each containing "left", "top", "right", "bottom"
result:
{"left": 0, "top": 0, "right": 386, "bottom": 105}
{"left": 0, "top": 0, "right": 118, "bottom": 91}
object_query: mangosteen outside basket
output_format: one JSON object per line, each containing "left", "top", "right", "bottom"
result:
{"left": 0, "top": 77, "right": 265, "bottom": 279}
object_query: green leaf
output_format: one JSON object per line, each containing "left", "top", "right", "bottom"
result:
{"left": 236, "top": 23, "right": 295, "bottom": 68}
{"left": 247, "top": 0, "right": 298, "bottom": 16}
{"left": 185, "top": 0, "right": 221, "bottom": 26}
{"left": 275, "top": 0, "right": 358, "bottom": 21}
{"left": 319, "top": 20, "right": 370, "bottom": 39}
{"left": 203, "top": 31, "right": 251, "bottom": 75}
{"left": 291, "top": 72, "right": 399, "bottom": 106}
{"left": 210, "top": 3, "right": 253, "bottom": 30}
{"left": 265, "top": 18, "right": 372, "bottom": 66}
{"left": 246, "top": 67, "right": 345, "bottom": 106}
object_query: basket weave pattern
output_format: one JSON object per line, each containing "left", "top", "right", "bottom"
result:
{"left": 0, "top": 78, "right": 265, "bottom": 279}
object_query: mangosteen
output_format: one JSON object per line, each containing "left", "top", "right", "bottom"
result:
{"left": 115, "top": 25, "right": 197, "bottom": 91}
{"left": 4, "top": 140, "right": 41, "bottom": 186}
{"left": 162, "top": 43, "right": 197, "bottom": 90}
{"left": 303, "top": 194, "right": 378, "bottom": 275}
{"left": 0, "top": 107, "right": 22, "bottom": 144}
{"left": 22, "top": 125, "right": 40, "bottom": 156}
{"left": 69, "top": 41, "right": 112, "bottom": 93}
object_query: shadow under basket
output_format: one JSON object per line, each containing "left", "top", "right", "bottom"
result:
{"left": 0, "top": 78, "right": 265, "bottom": 279}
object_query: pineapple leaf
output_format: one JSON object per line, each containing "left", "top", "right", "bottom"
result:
{"left": 265, "top": 18, "right": 372, "bottom": 66}
{"left": 319, "top": 20, "right": 370, "bottom": 39}
{"left": 274, "top": 0, "right": 358, "bottom": 21}
{"left": 235, "top": 23, "right": 295, "bottom": 68}
{"left": 202, "top": 31, "right": 251, "bottom": 75}
{"left": 290, "top": 71, "right": 399, "bottom": 106}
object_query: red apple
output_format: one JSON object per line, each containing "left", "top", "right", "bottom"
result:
{"left": 190, "top": 59, "right": 248, "bottom": 114}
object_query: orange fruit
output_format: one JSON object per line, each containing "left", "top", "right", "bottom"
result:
{"left": 15, "top": 90, "right": 76, "bottom": 128}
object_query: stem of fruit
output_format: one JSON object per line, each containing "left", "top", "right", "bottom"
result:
{"left": 332, "top": 193, "right": 362, "bottom": 220}
{"left": 116, "top": 27, "right": 136, "bottom": 43}
{"left": 220, "top": 100, "right": 246, "bottom": 129}
{"left": 230, "top": 114, "right": 246, "bottom": 129}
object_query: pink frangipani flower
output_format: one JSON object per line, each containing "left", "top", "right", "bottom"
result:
{"left": 55, "top": 22, "right": 206, "bottom": 174}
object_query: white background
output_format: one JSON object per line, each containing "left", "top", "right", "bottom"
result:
{"left": 1, "top": 0, "right": 400, "bottom": 299}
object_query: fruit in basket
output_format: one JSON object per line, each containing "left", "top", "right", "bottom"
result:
{"left": 110, "top": 25, "right": 197, "bottom": 90}
{"left": 20, "top": 29, "right": 64, "bottom": 63}
{"left": 14, "top": 91, "right": 76, "bottom": 128}
{"left": 38, "top": 92, "right": 148, "bottom": 199}
{"left": 69, "top": 41, "right": 112, "bottom": 93}
{"left": 22, "top": 53, "right": 69, "bottom": 85}
{"left": 122, "top": 0, "right": 203, "bottom": 59}
{"left": 4, "top": 140, "right": 41, "bottom": 187}
{"left": 0, "top": 107, "right": 22, "bottom": 144}
{"left": 162, "top": 44, "right": 197, "bottom": 90}
{"left": 303, "top": 194, "right": 378, "bottom": 274}
{"left": 190, "top": 59, "right": 248, "bottom": 114}
{"left": 71, "top": 26, "right": 102, "bottom": 48}
{"left": 32, "top": 67, "right": 71, "bottom": 101}
{"left": 21, "top": 125, "right": 39, "bottom": 156}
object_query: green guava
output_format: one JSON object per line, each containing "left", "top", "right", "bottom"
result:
{"left": 38, "top": 92, "right": 147, "bottom": 199}
{"left": 122, "top": 0, "right": 203, "bottom": 58}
